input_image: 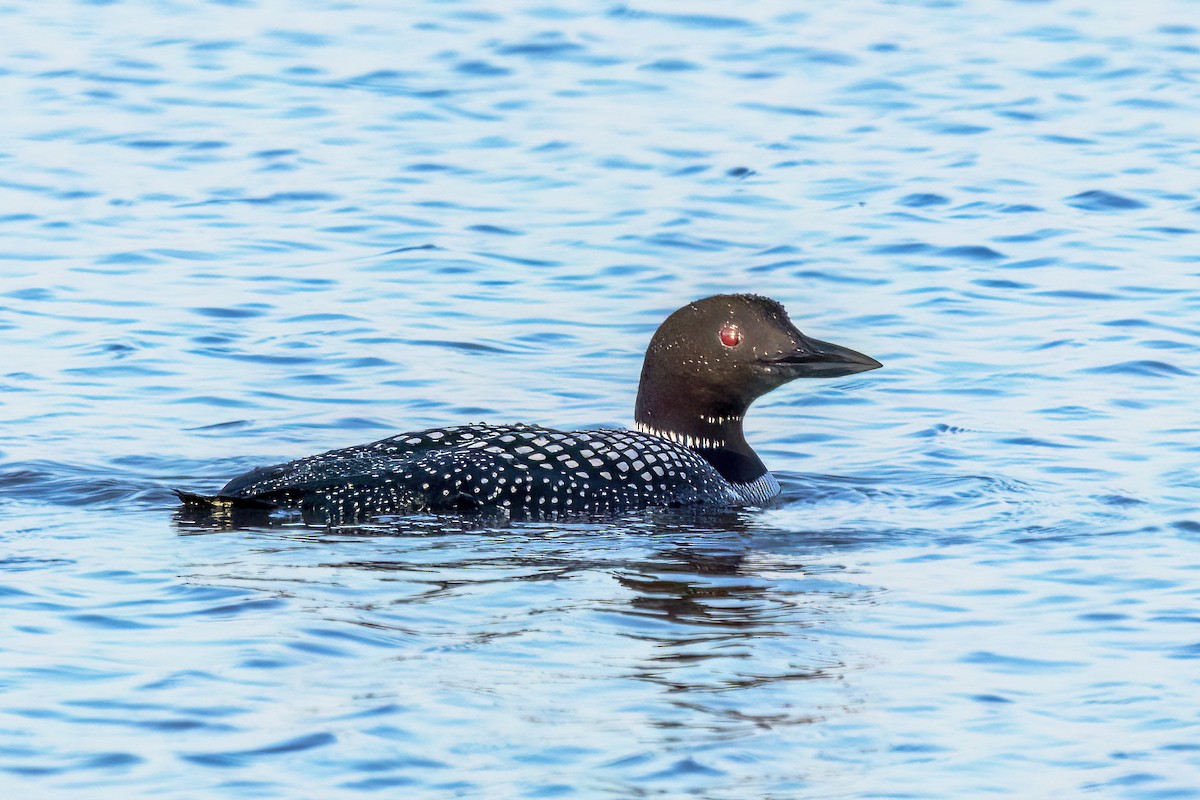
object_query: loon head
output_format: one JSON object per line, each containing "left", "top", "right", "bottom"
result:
{"left": 634, "top": 294, "right": 881, "bottom": 480}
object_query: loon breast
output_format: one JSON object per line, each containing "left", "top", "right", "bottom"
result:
{"left": 211, "top": 423, "right": 772, "bottom": 524}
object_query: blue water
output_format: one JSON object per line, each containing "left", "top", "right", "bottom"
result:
{"left": 3, "top": 0, "right": 1199, "bottom": 796}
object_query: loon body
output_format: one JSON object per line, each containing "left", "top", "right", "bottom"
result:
{"left": 178, "top": 294, "right": 880, "bottom": 523}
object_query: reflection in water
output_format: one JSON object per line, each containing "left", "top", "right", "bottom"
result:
{"left": 617, "top": 538, "right": 863, "bottom": 737}
{"left": 616, "top": 545, "right": 850, "bottom": 733}
{"left": 172, "top": 510, "right": 871, "bottom": 771}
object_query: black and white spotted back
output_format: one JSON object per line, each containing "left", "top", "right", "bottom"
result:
{"left": 219, "top": 424, "right": 779, "bottom": 524}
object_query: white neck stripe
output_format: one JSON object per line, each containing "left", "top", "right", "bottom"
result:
{"left": 634, "top": 421, "right": 725, "bottom": 450}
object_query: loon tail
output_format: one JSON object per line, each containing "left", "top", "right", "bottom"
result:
{"left": 173, "top": 489, "right": 279, "bottom": 511}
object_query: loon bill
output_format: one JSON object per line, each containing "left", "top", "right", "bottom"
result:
{"left": 177, "top": 294, "right": 881, "bottom": 523}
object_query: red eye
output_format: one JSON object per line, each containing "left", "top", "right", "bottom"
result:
{"left": 719, "top": 323, "right": 742, "bottom": 347}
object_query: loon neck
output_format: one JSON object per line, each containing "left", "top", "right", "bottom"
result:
{"left": 633, "top": 409, "right": 768, "bottom": 485}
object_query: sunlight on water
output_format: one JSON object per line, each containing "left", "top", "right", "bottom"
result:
{"left": 2, "top": 0, "right": 1199, "bottom": 797}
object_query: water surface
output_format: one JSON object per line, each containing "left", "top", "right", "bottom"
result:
{"left": 2, "top": 0, "right": 1199, "bottom": 797}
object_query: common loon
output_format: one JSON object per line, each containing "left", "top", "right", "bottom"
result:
{"left": 177, "top": 294, "right": 880, "bottom": 523}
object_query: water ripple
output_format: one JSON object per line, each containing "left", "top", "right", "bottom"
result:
{"left": 182, "top": 732, "right": 337, "bottom": 768}
{"left": 1066, "top": 190, "right": 1149, "bottom": 211}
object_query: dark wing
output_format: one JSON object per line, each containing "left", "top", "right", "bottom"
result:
{"left": 207, "top": 424, "right": 543, "bottom": 522}
{"left": 193, "top": 423, "right": 739, "bottom": 524}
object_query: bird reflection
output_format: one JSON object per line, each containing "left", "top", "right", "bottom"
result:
{"left": 591, "top": 517, "right": 863, "bottom": 734}
{"left": 173, "top": 504, "right": 866, "bottom": 735}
